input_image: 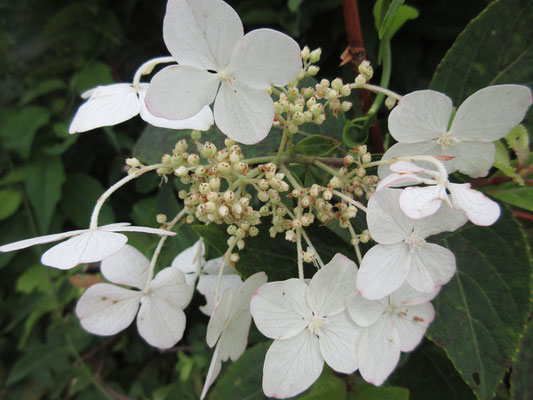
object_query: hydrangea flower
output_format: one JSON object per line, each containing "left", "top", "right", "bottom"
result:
{"left": 0, "top": 223, "right": 175, "bottom": 270}
{"left": 379, "top": 85, "right": 532, "bottom": 178}
{"left": 379, "top": 161, "right": 501, "bottom": 226}
{"left": 357, "top": 188, "right": 466, "bottom": 299}
{"left": 144, "top": 0, "right": 302, "bottom": 144}
{"left": 69, "top": 83, "right": 213, "bottom": 133}
{"left": 200, "top": 272, "right": 267, "bottom": 399}
{"left": 250, "top": 254, "right": 360, "bottom": 398}
{"left": 75, "top": 245, "right": 192, "bottom": 348}
{"left": 347, "top": 283, "right": 437, "bottom": 385}
{"left": 171, "top": 240, "right": 243, "bottom": 315}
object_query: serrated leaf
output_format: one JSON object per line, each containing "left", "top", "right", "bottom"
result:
{"left": 0, "top": 189, "right": 22, "bottom": 220}
{"left": 485, "top": 184, "right": 533, "bottom": 211}
{"left": 349, "top": 383, "right": 409, "bottom": 400}
{"left": 505, "top": 125, "right": 529, "bottom": 164}
{"left": 295, "top": 135, "right": 341, "bottom": 156}
{"left": 26, "top": 156, "right": 65, "bottom": 233}
{"left": 428, "top": 207, "right": 532, "bottom": 399}
{"left": 510, "top": 319, "right": 533, "bottom": 400}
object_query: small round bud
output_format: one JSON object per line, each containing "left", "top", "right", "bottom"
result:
{"left": 156, "top": 214, "right": 167, "bottom": 224}
{"left": 307, "top": 65, "right": 319, "bottom": 76}
{"left": 323, "top": 189, "right": 332, "bottom": 201}
{"left": 249, "top": 226, "right": 259, "bottom": 237}
{"left": 309, "top": 48, "right": 322, "bottom": 63}
{"left": 224, "top": 138, "right": 235, "bottom": 148}
{"left": 331, "top": 78, "right": 343, "bottom": 91}
{"left": 303, "top": 251, "right": 315, "bottom": 263}
{"left": 230, "top": 253, "right": 240, "bottom": 263}
{"left": 232, "top": 203, "right": 243, "bottom": 216}
{"left": 175, "top": 139, "right": 188, "bottom": 152}
{"left": 195, "top": 166, "right": 207, "bottom": 177}
{"left": 362, "top": 153, "right": 372, "bottom": 163}
{"left": 217, "top": 162, "right": 231, "bottom": 175}
{"left": 302, "top": 87, "right": 315, "bottom": 98}
{"left": 341, "top": 101, "right": 353, "bottom": 112}
{"left": 285, "top": 230, "right": 296, "bottom": 242}
{"left": 161, "top": 154, "right": 172, "bottom": 164}
{"left": 239, "top": 197, "right": 250, "bottom": 207}
{"left": 206, "top": 191, "right": 218, "bottom": 202}
{"left": 223, "top": 190, "right": 235, "bottom": 203}
{"left": 329, "top": 176, "right": 342, "bottom": 188}
{"left": 358, "top": 60, "right": 373, "bottom": 80}
{"left": 360, "top": 230, "right": 371, "bottom": 243}
{"left": 344, "top": 155, "right": 355, "bottom": 166}
{"left": 175, "top": 166, "right": 188, "bottom": 177}
{"left": 191, "top": 130, "right": 202, "bottom": 141}
{"left": 229, "top": 151, "right": 240, "bottom": 164}
{"left": 209, "top": 177, "right": 221, "bottom": 190}
{"left": 227, "top": 225, "right": 237, "bottom": 235}
{"left": 340, "top": 84, "right": 351, "bottom": 97}
{"left": 178, "top": 190, "right": 187, "bottom": 199}
{"left": 385, "top": 96, "right": 397, "bottom": 109}
{"left": 201, "top": 142, "right": 217, "bottom": 158}
{"left": 199, "top": 182, "right": 210, "bottom": 195}
{"left": 357, "top": 145, "right": 367, "bottom": 155}
{"left": 301, "top": 46, "right": 310, "bottom": 60}
{"left": 354, "top": 74, "right": 366, "bottom": 87}
{"left": 126, "top": 157, "right": 141, "bottom": 168}
{"left": 187, "top": 153, "right": 200, "bottom": 166}
{"left": 310, "top": 184, "right": 321, "bottom": 197}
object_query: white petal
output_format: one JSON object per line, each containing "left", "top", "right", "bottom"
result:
{"left": 376, "top": 172, "right": 423, "bottom": 191}
{"left": 448, "top": 183, "right": 500, "bottom": 226}
{"left": 171, "top": 239, "right": 205, "bottom": 276}
{"left": 163, "top": 0, "right": 243, "bottom": 70}
{"left": 198, "top": 274, "right": 243, "bottom": 316}
{"left": 307, "top": 254, "right": 357, "bottom": 316}
{"left": 388, "top": 90, "right": 453, "bottom": 143}
{"left": 214, "top": 80, "right": 274, "bottom": 144}
{"left": 69, "top": 84, "right": 140, "bottom": 133}
{"left": 228, "top": 271, "right": 267, "bottom": 322}
{"left": 318, "top": 311, "right": 360, "bottom": 373}
{"left": 392, "top": 302, "right": 434, "bottom": 352}
{"left": 206, "top": 288, "right": 234, "bottom": 348}
{"left": 413, "top": 202, "right": 467, "bottom": 239}
{"left": 390, "top": 282, "right": 440, "bottom": 306}
{"left": 346, "top": 291, "right": 386, "bottom": 327}
{"left": 218, "top": 309, "right": 251, "bottom": 361}
{"left": 250, "top": 279, "right": 311, "bottom": 340}
{"left": 357, "top": 317, "right": 400, "bottom": 386}
{"left": 445, "top": 141, "right": 495, "bottom": 178}
{"left": 390, "top": 161, "right": 426, "bottom": 173}
{"left": 367, "top": 188, "right": 415, "bottom": 244}
{"left": 451, "top": 85, "right": 532, "bottom": 141}
{"left": 105, "top": 224, "right": 176, "bottom": 236}
{"left": 136, "top": 293, "right": 187, "bottom": 349}
{"left": 263, "top": 331, "right": 323, "bottom": 399}
{"left": 100, "top": 244, "right": 150, "bottom": 289}
{"left": 0, "top": 229, "right": 86, "bottom": 252}
{"left": 202, "top": 256, "right": 225, "bottom": 274}
{"left": 407, "top": 244, "right": 456, "bottom": 293}
{"left": 41, "top": 230, "right": 127, "bottom": 270}
{"left": 150, "top": 267, "right": 192, "bottom": 309}
{"left": 230, "top": 29, "right": 302, "bottom": 89}
{"left": 145, "top": 65, "right": 220, "bottom": 120}
{"left": 357, "top": 243, "right": 411, "bottom": 300}
{"left": 200, "top": 342, "right": 223, "bottom": 400}
{"left": 399, "top": 185, "right": 445, "bottom": 219}
{"left": 378, "top": 141, "right": 445, "bottom": 179}
{"left": 76, "top": 283, "right": 141, "bottom": 335}
{"left": 138, "top": 84, "right": 214, "bottom": 131}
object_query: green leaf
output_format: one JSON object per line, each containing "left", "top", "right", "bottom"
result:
{"left": 0, "top": 189, "right": 22, "bottom": 220}
{"left": 61, "top": 172, "right": 115, "bottom": 227}
{"left": 430, "top": 0, "right": 533, "bottom": 133}
{"left": 0, "top": 106, "right": 51, "bottom": 159}
{"left": 510, "top": 319, "right": 533, "bottom": 400}
{"left": 505, "top": 125, "right": 529, "bottom": 164}
{"left": 26, "top": 156, "right": 66, "bottom": 233}
{"left": 485, "top": 183, "right": 533, "bottom": 211}
{"left": 71, "top": 62, "right": 114, "bottom": 94}
{"left": 0, "top": 167, "right": 27, "bottom": 186}
{"left": 493, "top": 140, "right": 523, "bottom": 183}
{"left": 428, "top": 207, "right": 532, "bottom": 399}
{"left": 6, "top": 344, "right": 68, "bottom": 386}
{"left": 297, "top": 367, "right": 346, "bottom": 399}
{"left": 343, "top": 120, "right": 369, "bottom": 148}
{"left": 295, "top": 135, "right": 342, "bottom": 156}
{"left": 19, "top": 79, "right": 66, "bottom": 106}
{"left": 209, "top": 341, "right": 270, "bottom": 400}
{"left": 349, "top": 383, "right": 408, "bottom": 400}
{"left": 16, "top": 265, "right": 55, "bottom": 294}
{"left": 375, "top": 0, "right": 406, "bottom": 39}
{"left": 288, "top": 0, "right": 304, "bottom": 13}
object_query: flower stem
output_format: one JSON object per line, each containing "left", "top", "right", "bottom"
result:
{"left": 132, "top": 56, "right": 175, "bottom": 88}
{"left": 296, "top": 230, "right": 304, "bottom": 280}
{"left": 313, "top": 160, "right": 340, "bottom": 177}
{"left": 332, "top": 190, "right": 367, "bottom": 212}
{"left": 275, "top": 128, "right": 290, "bottom": 165}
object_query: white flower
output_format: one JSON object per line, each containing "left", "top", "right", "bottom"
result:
{"left": 357, "top": 188, "right": 466, "bottom": 299}
{"left": 250, "top": 254, "right": 360, "bottom": 399}
{"left": 380, "top": 161, "right": 501, "bottom": 226}
{"left": 144, "top": 0, "right": 302, "bottom": 144}
{"left": 200, "top": 271, "right": 267, "bottom": 400}
{"left": 0, "top": 223, "right": 175, "bottom": 270}
{"left": 379, "top": 85, "right": 532, "bottom": 178}
{"left": 346, "top": 283, "right": 437, "bottom": 386}
{"left": 68, "top": 83, "right": 214, "bottom": 133}
{"left": 75, "top": 245, "right": 192, "bottom": 348}
{"left": 171, "top": 240, "right": 243, "bottom": 315}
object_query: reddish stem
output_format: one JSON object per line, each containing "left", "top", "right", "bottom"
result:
{"left": 513, "top": 210, "right": 533, "bottom": 222}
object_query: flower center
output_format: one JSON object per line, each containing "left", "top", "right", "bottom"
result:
{"left": 218, "top": 70, "right": 235, "bottom": 86}
{"left": 307, "top": 313, "right": 326, "bottom": 336}
{"left": 437, "top": 132, "right": 460, "bottom": 150}
{"left": 404, "top": 232, "right": 426, "bottom": 251}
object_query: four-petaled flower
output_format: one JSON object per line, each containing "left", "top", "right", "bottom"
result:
{"left": 145, "top": 0, "right": 302, "bottom": 144}
{"left": 75, "top": 245, "right": 192, "bottom": 348}
{"left": 250, "top": 254, "right": 360, "bottom": 398}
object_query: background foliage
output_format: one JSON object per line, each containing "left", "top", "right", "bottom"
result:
{"left": 0, "top": 0, "right": 531, "bottom": 399}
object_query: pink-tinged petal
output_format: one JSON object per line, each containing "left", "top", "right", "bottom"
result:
{"left": 357, "top": 316, "right": 400, "bottom": 386}
{"left": 214, "top": 80, "right": 274, "bottom": 144}
{"left": 200, "top": 342, "right": 222, "bottom": 400}
{"left": 76, "top": 283, "right": 141, "bottom": 335}
{"left": 69, "top": 84, "right": 140, "bottom": 134}
{"left": 451, "top": 85, "right": 532, "bottom": 141}
{"left": 319, "top": 311, "right": 360, "bottom": 373}
{"left": 392, "top": 302, "right": 434, "bottom": 352}
{"left": 390, "top": 282, "right": 440, "bottom": 306}
{"left": 150, "top": 267, "right": 192, "bottom": 309}
{"left": 448, "top": 183, "right": 500, "bottom": 226}
{"left": 250, "top": 279, "right": 310, "bottom": 340}
{"left": 41, "top": 230, "right": 127, "bottom": 270}
{"left": 357, "top": 243, "right": 411, "bottom": 300}
{"left": 413, "top": 202, "right": 467, "bottom": 239}
{"left": 228, "top": 271, "right": 268, "bottom": 322}
{"left": 100, "top": 244, "right": 150, "bottom": 289}
{"left": 136, "top": 293, "right": 187, "bottom": 349}
{"left": 346, "top": 291, "right": 386, "bottom": 327}
{"left": 306, "top": 254, "right": 357, "bottom": 316}
{"left": 219, "top": 309, "right": 251, "bottom": 361}
{"left": 0, "top": 229, "right": 86, "bottom": 252}
{"left": 399, "top": 185, "right": 445, "bottom": 219}
{"left": 367, "top": 188, "right": 415, "bottom": 244}
{"left": 138, "top": 84, "right": 214, "bottom": 131}
{"left": 145, "top": 65, "right": 220, "bottom": 120}
{"left": 388, "top": 90, "right": 453, "bottom": 143}
{"left": 108, "top": 225, "right": 176, "bottom": 236}
{"left": 445, "top": 141, "right": 495, "bottom": 178}
{"left": 198, "top": 274, "right": 243, "bottom": 316}
{"left": 230, "top": 29, "right": 301, "bottom": 89}
{"left": 263, "top": 331, "right": 323, "bottom": 398}
{"left": 163, "top": 0, "right": 243, "bottom": 70}
{"left": 407, "top": 244, "right": 456, "bottom": 293}
{"left": 206, "top": 289, "right": 234, "bottom": 348}
{"left": 378, "top": 141, "right": 445, "bottom": 179}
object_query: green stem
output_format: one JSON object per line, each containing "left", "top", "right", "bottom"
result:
{"left": 313, "top": 160, "right": 340, "bottom": 177}
{"left": 274, "top": 128, "right": 290, "bottom": 165}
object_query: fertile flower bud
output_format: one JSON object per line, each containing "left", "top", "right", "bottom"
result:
{"left": 156, "top": 214, "right": 167, "bottom": 224}
{"left": 209, "top": 177, "right": 221, "bottom": 190}
{"left": 360, "top": 230, "right": 371, "bottom": 243}
{"left": 307, "top": 65, "right": 319, "bottom": 76}
{"left": 323, "top": 189, "right": 332, "bottom": 201}
{"left": 249, "top": 226, "right": 259, "bottom": 237}
{"left": 191, "top": 130, "right": 202, "bottom": 141}
{"left": 302, "top": 87, "right": 314, "bottom": 98}
{"left": 341, "top": 101, "right": 353, "bottom": 112}
{"left": 309, "top": 48, "right": 322, "bottom": 63}
{"left": 224, "top": 138, "right": 235, "bottom": 147}
{"left": 199, "top": 182, "right": 210, "bottom": 194}
{"left": 230, "top": 253, "right": 240, "bottom": 263}
{"left": 362, "top": 153, "right": 372, "bottom": 163}
{"left": 218, "top": 162, "right": 231, "bottom": 175}
{"left": 175, "top": 139, "right": 188, "bottom": 152}
{"left": 385, "top": 96, "right": 397, "bottom": 109}
{"left": 358, "top": 60, "right": 373, "bottom": 80}
{"left": 354, "top": 74, "right": 366, "bottom": 87}
{"left": 329, "top": 176, "right": 342, "bottom": 188}
{"left": 126, "top": 157, "right": 141, "bottom": 168}
{"left": 227, "top": 225, "right": 237, "bottom": 235}
{"left": 175, "top": 166, "right": 188, "bottom": 177}
{"left": 301, "top": 46, "right": 310, "bottom": 60}
{"left": 201, "top": 142, "right": 217, "bottom": 158}
{"left": 310, "top": 184, "right": 321, "bottom": 197}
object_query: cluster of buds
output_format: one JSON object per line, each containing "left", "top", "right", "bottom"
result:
{"left": 354, "top": 60, "right": 374, "bottom": 87}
